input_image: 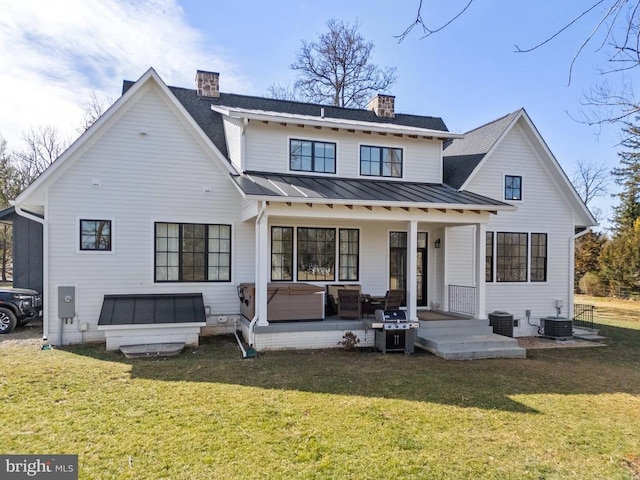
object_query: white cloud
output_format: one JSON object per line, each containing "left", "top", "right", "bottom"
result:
{"left": 0, "top": 0, "right": 249, "bottom": 149}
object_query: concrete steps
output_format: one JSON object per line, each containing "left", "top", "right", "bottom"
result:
{"left": 573, "top": 327, "right": 607, "bottom": 342}
{"left": 416, "top": 319, "right": 526, "bottom": 360}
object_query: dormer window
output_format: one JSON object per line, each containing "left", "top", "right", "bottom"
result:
{"left": 360, "top": 145, "right": 402, "bottom": 178}
{"left": 290, "top": 139, "right": 336, "bottom": 174}
{"left": 505, "top": 175, "right": 522, "bottom": 200}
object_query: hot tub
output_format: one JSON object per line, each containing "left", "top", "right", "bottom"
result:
{"left": 238, "top": 283, "right": 324, "bottom": 322}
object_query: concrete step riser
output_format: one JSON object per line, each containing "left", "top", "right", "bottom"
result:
{"left": 435, "top": 341, "right": 520, "bottom": 350}
{"left": 441, "top": 349, "right": 526, "bottom": 360}
{"left": 419, "top": 327, "right": 494, "bottom": 335}
{"left": 419, "top": 320, "right": 489, "bottom": 329}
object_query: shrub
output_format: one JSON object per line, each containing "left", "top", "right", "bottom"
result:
{"left": 338, "top": 331, "right": 360, "bottom": 352}
{"left": 579, "top": 271, "right": 605, "bottom": 296}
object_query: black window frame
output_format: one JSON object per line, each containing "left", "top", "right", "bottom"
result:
{"left": 297, "top": 227, "right": 336, "bottom": 281}
{"left": 505, "top": 175, "right": 522, "bottom": 201}
{"left": 154, "top": 222, "right": 231, "bottom": 283}
{"left": 271, "top": 226, "right": 294, "bottom": 281}
{"left": 496, "top": 232, "right": 528, "bottom": 282}
{"left": 530, "top": 233, "right": 548, "bottom": 282}
{"left": 485, "top": 231, "right": 494, "bottom": 282}
{"left": 271, "top": 226, "right": 361, "bottom": 282}
{"left": 79, "top": 219, "right": 112, "bottom": 251}
{"left": 289, "top": 139, "right": 336, "bottom": 174}
{"left": 338, "top": 228, "right": 360, "bottom": 281}
{"left": 359, "top": 145, "right": 403, "bottom": 178}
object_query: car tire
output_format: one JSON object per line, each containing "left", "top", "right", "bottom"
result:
{"left": 0, "top": 307, "right": 17, "bottom": 334}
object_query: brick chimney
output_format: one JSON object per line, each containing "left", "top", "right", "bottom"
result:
{"left": 367, "top": 94, "right": 395, "bottom": 118}
{"left": 196, "top": 70, "right": 220, "bottom": 98}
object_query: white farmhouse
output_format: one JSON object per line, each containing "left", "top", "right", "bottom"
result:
{"left": 13, "top": 68, "right": 596, "bottom": 357}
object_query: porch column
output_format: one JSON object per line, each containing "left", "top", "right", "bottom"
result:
{"left": 475, "top": 223, "right": 487, "bottom": 320}
{"left": 256, "top": 211, "right": 269, "bottom": 326}
{"left": 406, "top": 220, "right": 418, "bottom": 320}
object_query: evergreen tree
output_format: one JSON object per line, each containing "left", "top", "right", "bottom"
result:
{"left": 611, "top": 121, "right": 640, "bottom": 235}
{"left": 574, "top": 231, "right": 607, "bottom": 290}
{"left": 599, "top": 219, "right": 640, "bottom": 293}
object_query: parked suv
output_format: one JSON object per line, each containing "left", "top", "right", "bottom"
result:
{"left": 0, "top": 288, "right": 42, "bottom": 334}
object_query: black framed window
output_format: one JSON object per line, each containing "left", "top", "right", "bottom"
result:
{"left": 271, "top": 226, "right": 294, "bottom": 281}
{"left": 297, "top": 227, "right": 335, "bottom": 281}
{"left": 339, "top": 229, "right": 359, "bottom": 281}
{"left": 80, "top": 219, "right": 112, "bottom": 251}
{"left": 155, "top": 222, "right": 231, "bottom": 282}
{"left": 360, "top": 145, "right": 402, "bottom": 177}
{"left": 505, "top": 175, "right": 522, "bottom": 200}
{"left": 290, "top": 139, "right": 336, "bottom": 173}
{"left": 496, "top": 232, "right": 528, "bottom": 282}
{"left": 486, "top": 231, "right": 494, "bottom": 282}
{"left": 530, "top": 233, "right": 548, "bottom": 282}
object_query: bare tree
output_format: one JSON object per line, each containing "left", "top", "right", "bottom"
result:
{"left": 572, "top": 158, "right": 611, "bottom": 206}
{"left": 571, "top": 158, "right": 611, "bottom": 223}
{"left": 12, "top": 126, "right": 68, "bottom": 184}
{"left": 291, "top": 19, "right": 397, "bottom": 108}
{"left": 266, "top": 82, "right": 300, "bottom": 102}
{"left": 78, "top": 91, "right": 114, "bottom": 134}
{"left": 399, "top": 1, "right": 640, "bottom": 125}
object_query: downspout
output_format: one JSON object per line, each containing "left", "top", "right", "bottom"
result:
{"left": 248, "top": 200, "right": 267, "bottom": 348}
{"left": 13, "top": 204, "right": 48, "bottom": 342}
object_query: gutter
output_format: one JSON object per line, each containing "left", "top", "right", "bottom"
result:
{"left": 247, "top": 200, "right": 267, "bottom": 350}
{"left": 12, "top": 204, "right": 49, "bottom": 342}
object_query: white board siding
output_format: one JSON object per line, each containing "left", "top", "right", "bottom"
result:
{"left": 465, "top": 123, "right": 575, "bottom": 334}
{"left": 46, "top": 86, "right": 253, "bottom": 344}
{"left": 444, "top": 225, "right": 476, "bottom": 286}
{"left": 222, "top": 116, "right": 243, "bottom": 171}
{"left": 244, "top": 122, "right": 442, "bottom": 182}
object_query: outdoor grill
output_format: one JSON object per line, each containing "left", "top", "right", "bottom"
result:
{"left": 366, "top": 310, "right": 419, "bottom": 354}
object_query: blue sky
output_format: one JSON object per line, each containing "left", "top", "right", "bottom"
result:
{"left": 0, "top": 0, "right": 627, "bottom": 228}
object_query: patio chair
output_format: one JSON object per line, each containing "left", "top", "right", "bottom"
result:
{"left": 367, "top": 289, "right": 404, "bottom": 315}
{"left": 337, "top": 289, "right": 361, "bottom": 319}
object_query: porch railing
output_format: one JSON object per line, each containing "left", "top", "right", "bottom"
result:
{"left": 448, "top": 285, "right": 476, "bottom": 316}
{"left": 573, "top": 303, "right": 595, "bottom": 330}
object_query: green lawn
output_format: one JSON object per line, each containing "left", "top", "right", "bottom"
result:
{"left": 2, "top": 298, "right": 640, "bottom": 479}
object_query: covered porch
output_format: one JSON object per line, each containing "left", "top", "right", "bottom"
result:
{"left": 233, "top": 172, "right": 514, "bottom": 351}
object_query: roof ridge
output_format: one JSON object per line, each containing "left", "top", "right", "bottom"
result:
{"left": 461, "top": 108, "right": 522, "bottom": 135}
{"left": 162, "top": 83, "right": 443, "bottom": 120}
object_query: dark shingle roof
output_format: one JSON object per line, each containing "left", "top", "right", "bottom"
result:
{"left": 123, "top": 80, "right": 449, "bottom": 161}
{"left": 232, "top": 171, "right": 510, "bottom": 208}
{"left": 443, "top": 109, "right": 521, "bottom": 189}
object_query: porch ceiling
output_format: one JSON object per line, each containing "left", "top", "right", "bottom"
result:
{"left": 232, "top": 171, "right": 513, "bottom": 213}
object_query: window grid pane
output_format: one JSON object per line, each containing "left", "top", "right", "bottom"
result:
{"left": 505, "top": 175, "right": 522, "bottom": 200}
{"left": 290, "top": 139, "right": 336, "bottom": 174}
{"left": 486, "top": 231, "right": 494, "bottom": 282}
{"left": 155, "top": 222, "right": 231, "bottom": 282}
{"left": 297, "top": 227, "right": 335, "bottom": 281}
{"left": 496, "top": 232, "right": 527, "bottom": 282}
{"left": 360, "top": 145, "right": 402, "bottom": 178}
{"left": 271, "top": 226, "right": 293, "bottom": 281}
{"left": 531, "top": 233, "right": 547, "bottom": 282}
{"left": 339, "top": 229, "right": 359, "bottom": 281}
{"left": 80, "top": 219, "right": 112, "bottom": 251}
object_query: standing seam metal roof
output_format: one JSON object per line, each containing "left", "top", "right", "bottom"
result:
{"left": 233, "top": 172, "right": 510, "bottom": 207}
